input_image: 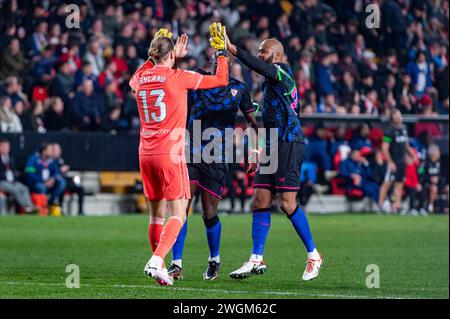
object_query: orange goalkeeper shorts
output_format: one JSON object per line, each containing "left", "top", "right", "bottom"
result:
{"left": 139, "top": 154, "right": 190, "bottom": 201}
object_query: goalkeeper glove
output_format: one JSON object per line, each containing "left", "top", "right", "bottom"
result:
{"left": 209, "top": 22, "right": 227, "bottom": 56}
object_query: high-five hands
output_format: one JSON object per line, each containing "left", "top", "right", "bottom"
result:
{"left": 174, "top": 33, "right": 189, "bottom": 58}
{"left": 154, "top": 28, "right": 189, "bottom": 58}
{"left": 209, "top": 22, "right": 227, "bottom": 51}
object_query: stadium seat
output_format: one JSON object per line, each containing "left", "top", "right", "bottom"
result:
{"left": 330, "top": 177, "right": 346, "bottom": 195}
{"left": 31, "top": 193, "right": 48, "bottom": 216}
{"left": 346, "top": 188, "right": 364, "bottom": 200}
{"left": 99, "top": 172, "right": 142, "bottom": 194}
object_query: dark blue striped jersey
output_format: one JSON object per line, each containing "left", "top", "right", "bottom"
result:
{"left": 187, "top": 75, "right": 255, "bottom": 162}
{"left": 261, "top": 63, "right": 303, "bottom": 145}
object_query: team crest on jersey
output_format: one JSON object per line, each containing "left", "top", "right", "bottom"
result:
{"left": 230, "top": 89, "right": 238, "bottom": 96}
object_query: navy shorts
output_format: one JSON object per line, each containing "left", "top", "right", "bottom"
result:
{"left": 253, "top": 141, "right": 305, "bottom": 193}
{"left": 188, "top": 162, "right": 228, "bottom": 199}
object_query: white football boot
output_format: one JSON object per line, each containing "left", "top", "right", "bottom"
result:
{"left": 144, "top": 256, "right": 173, "bottom": 286}
{"left": 230, "top": 260, "right": 267, "bottom": 279}
{"left": 302, "top": 255, "right": 323, "bottom": 281}
{"left": 410, "top": 209, "right": 419, "bottom": 216}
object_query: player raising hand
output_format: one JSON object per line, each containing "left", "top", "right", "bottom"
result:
{"left": 129, "top": 28, "right": 229, "bottom": 286}
{"left": 220, "top": 24, "right": 324, "bottom": 282}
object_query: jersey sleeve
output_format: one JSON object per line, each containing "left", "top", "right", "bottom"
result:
{"left": 178, "top": 56, "right": 228, "bottom": 90}
{"left": 239, "top": 86, "right": 256, "bottom": 114}
{"left": 236, "top": 47, "right": 278, "bottom": 80}
{"left": 129, "top": 60, "right": 154, "bottom": 93}
{"left": 177, "top": 70, "right": 205, "bottom": 90}
{"left": 383, "top": 127, "right": 393, "bottom": 143}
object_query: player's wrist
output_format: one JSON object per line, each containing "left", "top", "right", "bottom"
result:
{"left": 228, "top": 43, "right": 237, "bottom": 56}
{"left": 214, "top": 50, "right": 228, "bottom": 58}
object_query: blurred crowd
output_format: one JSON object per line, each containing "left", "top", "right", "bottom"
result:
{"left": 0, "top": 0, "right": 448, "bottom": 214}
{"left": 0, "top": 0, "right": 448, "bottom": 135}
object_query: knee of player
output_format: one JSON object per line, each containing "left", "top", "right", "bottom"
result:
{"left": 251, "top": 198, "right": 268, "bottom": 211}
{"left": 202, "top": 206, "right": 217, "bottom": 220}
{"left": 279, "top": 199, "right": 297, "bottom": 216}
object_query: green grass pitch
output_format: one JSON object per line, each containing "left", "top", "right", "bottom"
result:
{"left": 0, "top": 213, "right": 448, "bottom": 299}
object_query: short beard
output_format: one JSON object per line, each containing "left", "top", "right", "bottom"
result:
{"left": 265, "top": 53, "right": 274, "bottom": 64}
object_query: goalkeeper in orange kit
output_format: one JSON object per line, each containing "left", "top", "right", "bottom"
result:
{"left": 129, "top": 26, "right": 229, "bottom": 285}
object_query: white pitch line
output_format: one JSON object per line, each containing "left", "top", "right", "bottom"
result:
{"left": 0, "top": 281, "right": 435, "bottom": 299}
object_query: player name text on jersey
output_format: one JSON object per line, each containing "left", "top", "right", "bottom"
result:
{"left": 139, "top": 75, "right": 167, "bottom": 85}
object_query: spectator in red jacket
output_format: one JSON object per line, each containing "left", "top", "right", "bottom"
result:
{"left": 404, "top": 151, "right": 426, "bottom": 216}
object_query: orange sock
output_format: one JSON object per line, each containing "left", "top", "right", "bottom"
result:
{"left": 154, "top": 216, "right": 183, "bottom": 260}
{"left": 149, "top": 217, "right": 165, "bottom": 252}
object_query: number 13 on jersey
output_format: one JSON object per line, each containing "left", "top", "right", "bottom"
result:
{"left": 138, "top": 89, "right": 167, "bottom": 123}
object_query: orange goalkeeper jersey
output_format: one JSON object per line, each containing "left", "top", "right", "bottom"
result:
{"left": 129, "top": 57, "right": 229, "bottom": 156}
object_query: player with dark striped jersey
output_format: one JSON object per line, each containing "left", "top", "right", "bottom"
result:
{"left": 218, "top": 23, "right": 323, "bottom": 281}
{"left": 168, "top": 53, "right": 260, "bottom": 281}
